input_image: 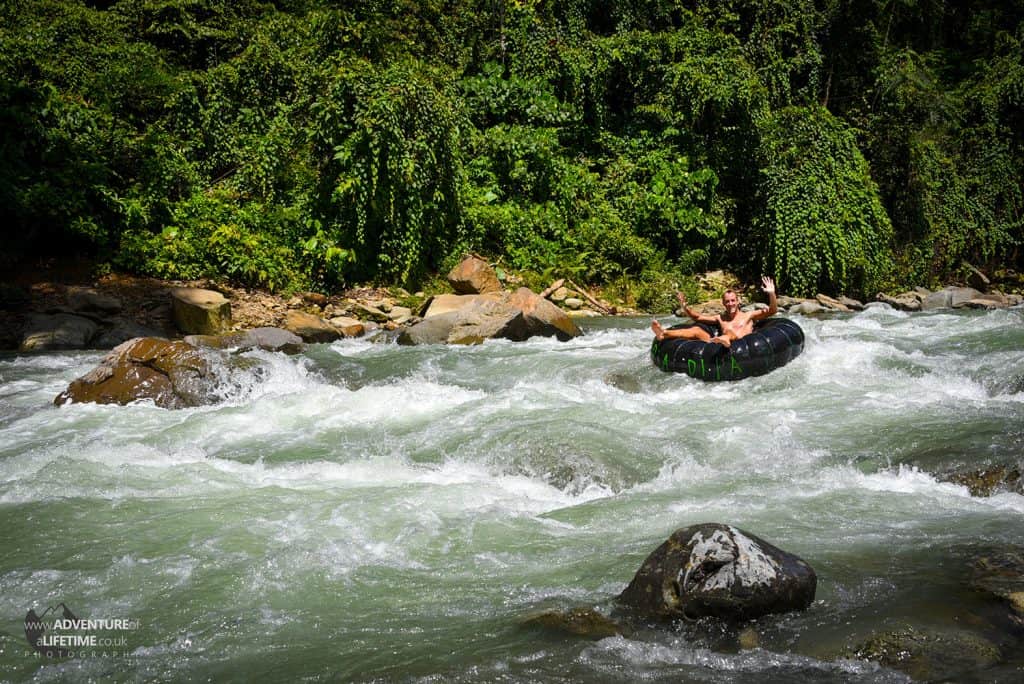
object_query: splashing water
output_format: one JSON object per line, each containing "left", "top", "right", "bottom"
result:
{"left": 1, "top": 308, "right": 1023, "bottom": 682}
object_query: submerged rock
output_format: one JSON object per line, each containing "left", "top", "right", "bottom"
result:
{"left": 617, "top": 523, "right": 816, "bottom": 621}
{"left": 521, "top": 607, "right": 624, "bottom": 639}
{"left": 603, "top": 370, "right": 642, "bottom": 394}
{"left": 941, "top": 464, "right": 1022, "bottom": 497}
{"left": 850, "top": 626, "right": 1001, "bottom": 681}
{"left": 54, "top": 337, "right": 221, "bottom": 409}
{"left": 970, "top": 549, "right": 1024, "bottom": 618}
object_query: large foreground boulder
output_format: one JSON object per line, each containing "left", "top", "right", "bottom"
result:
{"left": 54, "top": 337, "right": 221, "bottom": 409}
{"left": 617, "top": 523, "right": 816, "bottom": 621}
{"left": 170, "top": 287, "right": 232, "bottom": 335}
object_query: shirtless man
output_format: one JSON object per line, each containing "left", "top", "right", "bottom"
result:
{"left": 651, "top": 276, "right": 778, "bottom": 347}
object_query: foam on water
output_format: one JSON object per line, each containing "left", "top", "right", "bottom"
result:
{"left": 2, "top": 309, "right": 1023, "bottom": 682}
{"left": 581, "top": 635, "right": 909, "bottom": 682}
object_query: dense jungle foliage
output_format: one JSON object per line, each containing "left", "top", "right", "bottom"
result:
{"left": 2, "top": 0, "right": 1022, "bottom": 304}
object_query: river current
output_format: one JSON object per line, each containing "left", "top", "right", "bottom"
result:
{"left": 2, "top": 307, "right": 1023, "bottom": 682}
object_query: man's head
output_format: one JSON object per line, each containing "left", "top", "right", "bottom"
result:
{"left": 721, "top": 289, "right": 740, "bottom": 316}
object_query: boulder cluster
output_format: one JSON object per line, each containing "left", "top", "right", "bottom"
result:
{"left": 42, "top": 256, "right": 588, "bottom": 408}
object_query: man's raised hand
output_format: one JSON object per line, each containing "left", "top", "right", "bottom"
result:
{"left": 761, "top": 276, "right": 776, "bottom": 295}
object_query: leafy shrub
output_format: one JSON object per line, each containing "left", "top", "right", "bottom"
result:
{"left": 755, "top": 106, "right": 893, "bottom": 297}
{"left": 311, "top": 57, "right": 466, "bottom": 287}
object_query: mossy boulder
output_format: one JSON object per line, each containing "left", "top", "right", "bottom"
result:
{"left": 170, "top": 287, "right": 232, "bottom": 335}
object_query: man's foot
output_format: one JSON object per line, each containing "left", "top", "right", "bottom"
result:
{"left": 651, "top": 320, "right": 665, "bottom": 341}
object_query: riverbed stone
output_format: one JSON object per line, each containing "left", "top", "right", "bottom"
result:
{"left": 788, "top": 301, "right": 828, "bottom": 315}
{"left": 328, "top": 316, "right": 366, "bottom": 338}
{"left": 54, "top": 337, "right": 219, "bottom": 409}
{"left": 422, "top": 293, "right": 504, "bottom": 318}
{"left": 838, "top": 296, "right": 864, "bottom": 311}
{"left": 922, "top": 288, "right": 954, "bottom": 310}
{"left": 876, "top": 291, "right": 922, "bottom": 311}
{"left": 19, "top": 313, "right": 99, "bottom": 351}
{"left": 964, "top": 292, "right": 1010, "bottom": 309}
{"left": 387, "top": 306, "right": 413, "bottom": 323}
{"left": 185, "top": 327, "right": 304, "bottom": 354}
{"left": 850, "top": 626, "right": 1002, "bottom": 681}
{"left": 970, "top": 549, "right": 1024, "bottom": 617}
{"left": 397, "top": 310, "right": 462, "bottom": 345}
{"left": 400, "top": 298, "right": 529, "bottom": 345}
{"left": 285, "top": 310, "right": 341, "bottom": 343}
{"left": 447, "top": 254, "right": 503, "bottom": 294}
{"left": 406, "top": 289, "right": 581, "bottom": 344}
{"left": 617, "top": 523, "right": 816, "bottom": 621}
{"left": 521, "top": 608, "right": 624, "bottom": 639}
{"left": 950, "top": 287, "right": 984, "bottom": 308}
{"left": 941, "top": 464, "right": 1022, "bottom": 497}
{"left": 507, "top": 287, "right": 582, "bottom": 341}
{"left": 93, "top": 317, "right": 164, "bottom": 349}
{"left": 815, "top": 294, "right": 850, "bottom": 311}
{"left": 170, "top": 287, "right": 232, "bottom": 335}
{"left": 67, "top": 286, "right": 123, "bottom": 314}
{"left": 353, "top": 302, "right": 391, "bottom": 323}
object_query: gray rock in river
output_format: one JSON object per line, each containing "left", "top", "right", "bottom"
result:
{"left": 399, "top": 287, "right": 581, "bottom": 345}
{"left": 185, "top": 326, "right": 305, "bottom": 354}
{"left": 617, "top": 523, "right": 816, "bottom": 621}
{"left": 20, "top": 313, "right": 99, "bottom": 351}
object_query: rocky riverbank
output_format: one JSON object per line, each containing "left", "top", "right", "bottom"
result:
{"left": 3, "top": 258, "right": 1022, "bottom": 353}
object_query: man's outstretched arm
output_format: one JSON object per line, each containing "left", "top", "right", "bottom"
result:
{"left": 751, "top": 276, "right": 778, "bottom": 320}
{"left": 676, "top": 292, "right": 719, "bottom": 324}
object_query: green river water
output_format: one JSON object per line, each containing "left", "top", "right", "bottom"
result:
{"left": 1, "top": 307, "right": 1023, "bottom": 682}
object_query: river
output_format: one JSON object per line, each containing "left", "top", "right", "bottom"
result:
{"left": 2, "top": 307, "right": 1023, "bottom": 682}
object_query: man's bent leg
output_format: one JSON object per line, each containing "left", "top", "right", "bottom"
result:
{"left": 652, "top": 320, "right": 711, "bottom": 342}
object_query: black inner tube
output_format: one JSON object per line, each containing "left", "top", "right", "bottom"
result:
{"left": 650, "top": 318, "right": 805, "bottom": 381}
